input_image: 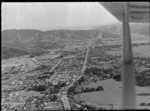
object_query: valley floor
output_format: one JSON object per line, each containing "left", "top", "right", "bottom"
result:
{"left": 2, "top": 34, "right": 150, "bottom": 110}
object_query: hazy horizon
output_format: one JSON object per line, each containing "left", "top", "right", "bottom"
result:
{"left": 2, "top": 2, "right": 119, "bottom": 31}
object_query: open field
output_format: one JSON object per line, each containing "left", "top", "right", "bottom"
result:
{"left": 106, "top": 45, "right": 150, "bottom": 58}
{"left": 74, "top": 79, "right": 150, "bottom": 109}
{"left": 133, "top": 45, "right": 150, "bottom": 57}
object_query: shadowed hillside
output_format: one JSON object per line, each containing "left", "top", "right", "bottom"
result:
{"left": 2, "top": 29, "right": 100, "bottom": 59}
{"left": 1, "top": 47, "right": 29, "bottom": 60}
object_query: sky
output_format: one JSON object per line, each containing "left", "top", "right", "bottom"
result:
{"left": 2, "top": 2, "right": 119, "bottom": 31}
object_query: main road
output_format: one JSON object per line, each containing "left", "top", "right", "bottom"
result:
{"left": 61, "top": 39, "right": 93, "bottom": 110}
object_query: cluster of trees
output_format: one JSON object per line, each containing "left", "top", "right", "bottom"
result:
{"left": 140, "top": 103, "right": 150, "bottom": 106}
{"left": 37, "top": 73, "right": 53, "bottom": 80}
{"left": 84, "top": 67, "right": 115, "bottom": 80}
{"left": 111, "top": 74, "right": 150, "bottom": 87}
{"left": 45, "top": 82, "right": 66, "bottom": 95}
{"left": 82, "top": 86, "right": 104, "bottom": 93}
{"left": 80, "top": 104, "right": 96, "bottom": 110}
{"left": 70, "top": 85, "right": 104, "bottom": 95}
{"left": 49, "top": 94, "right": 58, "bottom": 102}
{"left": 31, "top": 84, "right": 47, "bottom": 92}
{"left": 68, "top": 83, "right": 79, "bottom": 95}
{"left": 112, "top": 74, "right": 121, "bottom": 82}
{"left": 84, "top": 67, "right": 103, "bottom": 76}
{"left": 27, "top": 80, "right": 67, "bottom": 95}
{"left": 77, "top": 101, "right": 107, "bottom": 110}
{"left": 136, "top": 76, "right": 150, "bottom": 87}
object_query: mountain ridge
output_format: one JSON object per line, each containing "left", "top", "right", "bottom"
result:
{"left": 2, "top": 30, "right": 100, "bottom": 59}
{"left": 92, "top": 23, "right": 150, "bottom": 36}
{"left": 2, "top": 23, "right": 149, "bottom": 60}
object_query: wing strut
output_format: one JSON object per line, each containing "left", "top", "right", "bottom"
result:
{"left": 122, "top": 3, "right": 136, "bottom": 109}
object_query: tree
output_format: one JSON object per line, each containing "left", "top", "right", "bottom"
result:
{"left": 140, "top": 103, "right": 146, "bottom": 106}
{"left": 96, "top": 86, "right": 104, "bottom": 91}
{"left": 58, "top": 82, "right": 66, "bottom": 87}
{"left": 113, "top": 74, "right": 121, "bottom": 81}
{"left": 84, "top": 88, "right": 91, "bottom": 93}
{"left": 49, "top": 94, "right": 58, "bottom": 102}
{"left": 32, "top": 85, "right": 46, "bottom": 92}
{"left": 90, "top": 88, "right": 96, "bottom": 92}
{"left": 147, "top": 103, "right": 150, "bottom": 106}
